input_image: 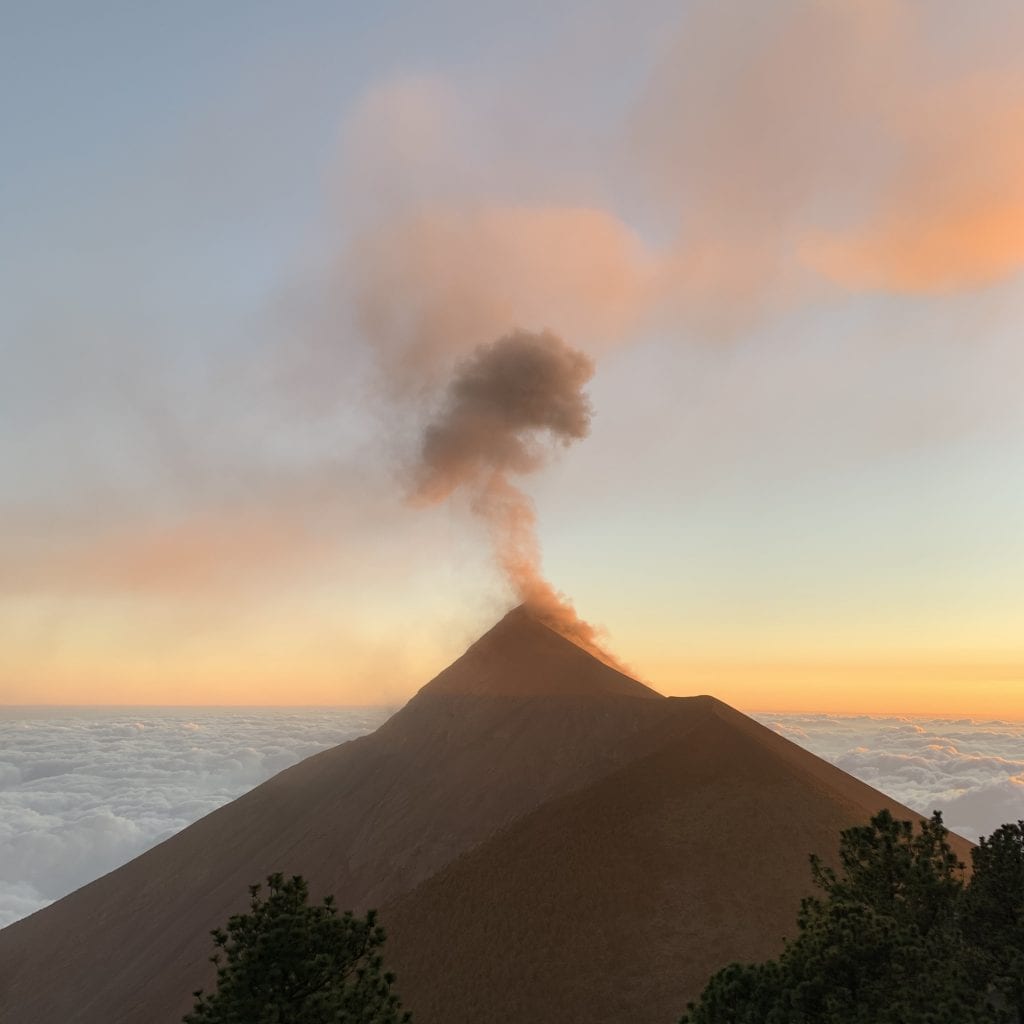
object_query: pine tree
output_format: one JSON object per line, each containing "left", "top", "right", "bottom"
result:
{"left": 963, "top": 821, "right": 1024, "bottom": 1021}
{"left": 184, "top": 874, "right": 410, "bottom": 1024}
{"left": 681, "top": 810, "right": 994, "bottom": 1024}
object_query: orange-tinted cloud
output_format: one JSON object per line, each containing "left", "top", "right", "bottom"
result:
{"left": 804, "top": 75, "right": 1024, "bottom": 292}
{"left": 633, "top": 0, "right": 1024, "bottom": 298}
{"left": 349, "top": 204, "right": 654, "bottom": 384}
{"left": 342, "top": 0, "right": 1024, "bottom": 349}
{"left": 4, "top": 512, "right": 329, "bottom": 596}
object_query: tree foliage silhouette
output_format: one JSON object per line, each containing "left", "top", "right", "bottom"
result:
{"left": 680, "top": 809, "right": 1024, "bottom": 1024}
{"left": 963, "top": 821, "right": 1024, "bottom": 1021}
{"left": 184, "top": 873, "right": 410, "bottom": 1024}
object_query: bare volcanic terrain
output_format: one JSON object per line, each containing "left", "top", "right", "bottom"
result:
{"left": 0, "top": 608, "right": 972, "bottom": 1024}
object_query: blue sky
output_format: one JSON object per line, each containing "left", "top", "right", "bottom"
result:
{"left": 3, "top": 0, "right": 1023, "bottom": 712}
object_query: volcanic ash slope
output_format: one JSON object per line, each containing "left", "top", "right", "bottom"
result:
{"left": 0, "top": 606, "right": 972, "bottom": 1023}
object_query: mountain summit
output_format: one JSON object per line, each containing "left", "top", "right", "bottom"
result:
{"left": 0, "top": 608, "right": 972, "bottom": 1024}
{"left": 419, "top": 604, "right": 660, "bottom": 699}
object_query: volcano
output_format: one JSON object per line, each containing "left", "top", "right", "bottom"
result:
{"left": 0, "top": 607, "right": 971, "bottom": 1023}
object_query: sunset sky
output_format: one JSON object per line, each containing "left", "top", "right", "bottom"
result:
{"left": 4, "top": 0, "right": 1023, "bottom": 715}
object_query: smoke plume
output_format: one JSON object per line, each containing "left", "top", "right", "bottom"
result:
{"left": 341, "top": 0, "right": 1024, "bottom": 659}
{"left": 411, "top": 329, "right": 606, "bottom": 651}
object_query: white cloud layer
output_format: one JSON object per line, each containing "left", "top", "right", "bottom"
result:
{"left": 2, "top": 707, "right": 1021, "bottom": 929}
{"left": 754, "top": 712, "right": 1024, "bottom": 844}
{"left": 0, "top": 708, "right": 387, "bottom": 928}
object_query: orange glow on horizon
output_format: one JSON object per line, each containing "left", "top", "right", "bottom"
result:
{"left": 648, "top": 657, "right": 1024, "bottom": 720}
{"left": 5, "top": 637, "right": 1023, "bottom": 721}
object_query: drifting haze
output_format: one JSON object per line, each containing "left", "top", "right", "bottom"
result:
{"left": 2, "top": 0, "right": 1023, "bottom": 708}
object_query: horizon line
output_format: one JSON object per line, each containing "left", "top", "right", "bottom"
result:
{"left": 0, "top": 702, "right": 1021, "bottom": 723}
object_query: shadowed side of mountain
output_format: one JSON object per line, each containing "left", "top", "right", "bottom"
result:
{"left": 383, "top": 695, "right": 974, "bottom": 1024}
{"left": 0, "top": 610, "right": 669, "bottom": 1024}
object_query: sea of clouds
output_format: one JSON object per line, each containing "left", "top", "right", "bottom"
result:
{"left": 0, "top": 707, "right": 390, "bottom": 928}
{"left": 754, "top": 713, "right": 1024, "bottom": 844}
{"left": 1, "top": 707, "right": 1022, "bottom": 929}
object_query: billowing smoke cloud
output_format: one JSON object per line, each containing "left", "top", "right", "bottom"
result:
{"left": 342, "top": 0, "right": 1024, "bottom": 379}
{"left": 349, "top": 206, "right": 655, "bottom": 390}
{"left": 336, "top": 0, "right": 1024, "bottom": 648}
{"left": 411, "top": 330, "right": 606, "bottom": 651}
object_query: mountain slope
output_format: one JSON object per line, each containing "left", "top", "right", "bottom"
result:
{"left": 0, "top": 608, "right": 669, "bottom": 1023}
{"left": 0, "top": 608, "right": 971, "bottom": 1024}
{"left": 383, "top": 696, "right": 973, "bottom": 1023}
